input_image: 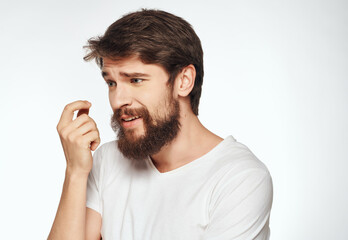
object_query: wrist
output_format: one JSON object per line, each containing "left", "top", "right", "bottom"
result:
{"left": 65, "top": 168, "right": 90, "bottom": 180}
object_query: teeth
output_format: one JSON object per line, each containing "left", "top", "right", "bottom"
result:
{"left": 124, "top": 116, "right": 140, "bottom": 121}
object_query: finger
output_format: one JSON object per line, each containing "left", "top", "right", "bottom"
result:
{"left": 59, "top": 117, "right": 92, "bottom": 141}
{"left": 74, "top": 121, "right": 96, "bottom": 137}
{"left": 71, "top": 113, "right": 93, "bottom": 130}
{"left": 90, "top": 136, "right": 101, "bottom": 151}
{"left": 59, "top": 114, "right": 95, "bottom": 140}
{"left": 58, "top": 100, "right": 91, "bottom": 128}
{"left": 83, "top": 130, "right": 100, "bottom": 150}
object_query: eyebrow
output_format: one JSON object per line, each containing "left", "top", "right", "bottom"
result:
{"left": 101, "top": 71, "right": 150, "bottom": 78}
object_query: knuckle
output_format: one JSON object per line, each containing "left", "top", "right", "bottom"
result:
{"left": 89, "top": 120, "right": 96, "bottom": 128}
{"left": 89, "top": 121, "right": 96, "bottom": 129}
{"left": 91, "top": 130, "right": 98, "bottom": 138}
{"left": 85, "top": 114, "right": 91, "bottom": 122}
{"left": 59, "top": 127, "right": 67, "bottom": 138}
{"left": 64, "top": 104, "right": 71, "bottom": 111}
{"left": 67, "top": 133, "right": 75, "bottom": 142}
{"left": 94, "top": 132, "right": 100, "bottom": 141}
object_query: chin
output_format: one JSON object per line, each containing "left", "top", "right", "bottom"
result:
{"left": 123, "top": 128, "right": 146, "bottom": 141}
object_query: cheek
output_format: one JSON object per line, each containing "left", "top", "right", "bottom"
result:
{"left": 154, "top": 94, "right": 173, "bottom": 118}
{"left": 135, "top": 83, "right": 172, "bottom": 116}
{"left": 139, "top": 89, "right": 163, "bottom": 108}
{"left": 108, "top": 93, "right": 116, "bottom": 110}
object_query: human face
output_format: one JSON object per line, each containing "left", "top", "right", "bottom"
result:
{"left": 102, "top": 56, "right": 181, "bottom": 160}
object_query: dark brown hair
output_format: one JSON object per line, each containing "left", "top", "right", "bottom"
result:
{"left": 83, "top": 9, "right": 204, "bottom": 115}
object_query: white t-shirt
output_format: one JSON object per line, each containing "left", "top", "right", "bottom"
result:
{"left": 86, "top": 135, "right": 273, "bottom": 240}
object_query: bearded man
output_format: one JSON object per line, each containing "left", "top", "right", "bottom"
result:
{"left": 48, "top": 9, "right": 273, "bottom": 240}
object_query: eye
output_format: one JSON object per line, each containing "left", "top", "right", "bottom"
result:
{"left": 131, "top": 78, "right": 143, "bottom": 84}
{"left": 105, "top": 80, "right": 116, "bottom": 87}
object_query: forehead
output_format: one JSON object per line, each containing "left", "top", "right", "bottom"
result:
{"left": 101, "top": 56, "right": 168, "bottom": 78}
{"left": 102, "top": 56, "right": 142, "bottom": 69}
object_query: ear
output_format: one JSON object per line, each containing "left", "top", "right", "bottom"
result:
{"left": 175, "top": 64, "right": 196, "bottom": 97}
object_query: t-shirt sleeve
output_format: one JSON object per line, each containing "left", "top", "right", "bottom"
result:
{"left": 86, "top": 146, "right": 103, "bottom": 215}
{"left": 203, "top": 167, "right": 273, "bottom": 240}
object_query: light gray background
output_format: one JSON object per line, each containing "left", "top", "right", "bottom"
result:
{"left": 0, "top": 0, "right": 347, "bottom": 239}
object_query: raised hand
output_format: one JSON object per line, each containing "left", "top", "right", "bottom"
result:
{"left": 56, "top": 100, "right": 101, "bottom": 175}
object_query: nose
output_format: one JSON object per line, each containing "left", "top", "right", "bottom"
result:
{"left": 109, "top": 83, "right": 133, "bottom": 110}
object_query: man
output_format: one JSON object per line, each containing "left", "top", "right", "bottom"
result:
{"left": 48, "top": 9, "right": 273, "bottom": 240}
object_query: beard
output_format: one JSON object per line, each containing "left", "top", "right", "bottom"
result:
{"left": 110, "top": 95, "right": 181, "bottom": 161}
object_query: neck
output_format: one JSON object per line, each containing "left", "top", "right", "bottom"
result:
{"left": 150, "top": 106, "right": 223, "bottom": 173}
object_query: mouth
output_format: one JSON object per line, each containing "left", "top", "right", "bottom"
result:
{"left": 121, "top": 115, "right": 143, "bottom": 128}
{"left": 122, "top": 115, "right": 141, "bottom": 122}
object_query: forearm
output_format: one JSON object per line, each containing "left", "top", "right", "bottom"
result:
{"left": 48, "top": 169, "right": 89, "bottom": 240}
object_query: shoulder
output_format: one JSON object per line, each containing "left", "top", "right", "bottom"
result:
{"left": 211, "top": 136, "right": 271, "bottom": 177}
{"left": 205, "top": 137, "right": 273, "bottom": 239}
{"left": 209, "top": 135, "right": 273, "bottom": 201}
